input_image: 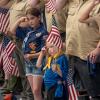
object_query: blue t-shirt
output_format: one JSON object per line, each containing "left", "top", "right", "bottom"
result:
{"left": 22, "top": 23, "right": 48, "bottom": 63}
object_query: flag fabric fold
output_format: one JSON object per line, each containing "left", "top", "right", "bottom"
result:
{"left": 67, "top": 68, "right": 78, "bottom": 100}
{"left": 45, "top": 0, "right": 56, "bottom": 14}
{"left": 0, "top": 7, "right": 10, "bottom": 34}
{"left": 46, "top": 15, "right": 63, "bottom": 48}
{"left": 1, "top": 35, "right": 19, "bottom": 77}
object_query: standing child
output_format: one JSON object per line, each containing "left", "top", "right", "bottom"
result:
{"left": 10, "top": 8, "right": 48, "bottom": 100}
{"left": 23, "top": 8, "right": 48, "bottom": 100}
{"left": 36, "top": 16, "right": 68, "bottom": 100}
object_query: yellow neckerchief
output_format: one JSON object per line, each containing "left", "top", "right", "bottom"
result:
{"left": 43, "top": 50, "right": 64, "bottom": 70}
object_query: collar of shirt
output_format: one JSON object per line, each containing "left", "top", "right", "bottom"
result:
{"left": 27, "top": 22, "right": 44, "bottom": 35}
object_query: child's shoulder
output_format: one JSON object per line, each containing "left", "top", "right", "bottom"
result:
{"left": 57, "top": 54, "right": 68, "bottom": 68}
{"left": 58, "top": 54, "right": 68, "bottom": 61}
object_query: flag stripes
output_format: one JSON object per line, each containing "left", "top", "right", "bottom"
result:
{"left": 68, "top": 84, "right": 78, "bottom": 100}
{"left": 5, "top": 40, "right": 15, "bottom": 56}
{"left": 0, "top": 7, "right": 10, "bottom": 34}
{"left": 2, "top": 35, "right": 19, "bottom": 76}
{"left": 0, "top": 43, "right": 3, "bottom": 67}
{"left": 50, "top": 26, "right": 60, "bottom": 36}
{"left": 46, "top": 15, "right": 63, "bottom": 48}
{"left": 67, "top": 68, "right": 78, "bottom": 100}
{"left": 45, "top": 0, "right": 56, "bottom": 14}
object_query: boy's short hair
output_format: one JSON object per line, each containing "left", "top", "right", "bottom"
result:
{"left": 26, "top": 8, "right": 41, "bottom": 17}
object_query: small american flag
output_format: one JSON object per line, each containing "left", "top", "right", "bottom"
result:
{"left": 45, "top": 0, "right": 56, "bottom": 14}
{"left": 2, "top": 35, "right": 19, "bottom": 77}
{"left": 0, "top": 7, "right": 10, "bottom": 34}
{"left": 46, "top": 15, "right": 63, "bottom": 48}
{"left": 0, "top": 43, "right": 3, "bottom": 67}
{"left": 67, "top": 68, "right": 78, "bottom": 100}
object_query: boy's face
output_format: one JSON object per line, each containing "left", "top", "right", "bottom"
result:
{"left": 27, "top": 14, "right": 40, "bottom": 28}
{"left": 46, "top": 42, "right": 59, "bottom": 56}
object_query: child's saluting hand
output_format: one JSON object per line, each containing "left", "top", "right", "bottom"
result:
{"left": 17, "top": 17, "right": 29, "bottom": 24}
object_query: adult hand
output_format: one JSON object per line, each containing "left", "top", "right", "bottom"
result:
{"left": 88, "top": 47, "right": 100, "bottom": 63}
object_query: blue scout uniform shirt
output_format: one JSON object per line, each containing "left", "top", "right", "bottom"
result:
{"left": 22, "top": 23, "right": 48, "bottom": 63}
{"left": 44, "top": 54, "right": 68, "bottom": 97}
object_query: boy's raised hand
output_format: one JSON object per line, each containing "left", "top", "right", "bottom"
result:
{"left": 88, "top": 47, "right": 100, "bottom": 63}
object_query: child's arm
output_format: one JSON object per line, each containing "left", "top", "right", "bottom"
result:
{"left": 36, "top": 47, "right": 46, "bottom": 68}
{"left": 36, "top": 51, "right": 45, "bottom": 68}
{"left": 24, "top": 52, "right": 40, "bottom": 60}
{"left": 10, "top": 17, "right": 28, "bottom": 34}
{"left": 79, "top": 0, "right": 100, "bottom": 23}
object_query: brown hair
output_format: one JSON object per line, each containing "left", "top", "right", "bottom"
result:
{"left": 26, "top": 8, "right": 41, "bottom": 17}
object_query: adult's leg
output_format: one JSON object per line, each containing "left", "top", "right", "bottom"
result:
{"left": 15, "top": 48, "right": 34, "bottom": 100}
{"left": 0, "top": 69, "right": 5, "bottom": 87}
{"left": 21, "top": 76, "right": 34, "bottom": 100}
{"left": 69, "top": 56, "right": 89, "bottom": 100}
{"left": 75, "top": 57, "right": 100, "bottom": 99}
{"left": 6, "top": 76, "right": 22, "bottom": 92}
